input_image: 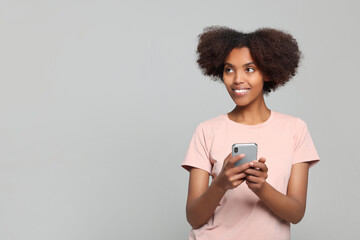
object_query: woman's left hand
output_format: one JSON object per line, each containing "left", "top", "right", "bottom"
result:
{"left": 244, "top": 157, "right": 268, "bottom": 193}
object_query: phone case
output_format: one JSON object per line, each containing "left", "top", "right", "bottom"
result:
{"left": 232, "top": 143, "right": 258, "bottom": 167}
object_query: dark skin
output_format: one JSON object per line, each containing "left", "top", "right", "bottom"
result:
{"left": 186, "top": 47, "right": 310, "bottom": 229}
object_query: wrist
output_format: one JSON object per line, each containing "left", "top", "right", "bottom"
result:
{"left": 254, "top": 181, "right": 269, "bottom": 197}
{"left": 211, "top": 177, "right": 227, "bottom": 194}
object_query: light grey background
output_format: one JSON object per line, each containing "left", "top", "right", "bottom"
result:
{"left": 0, "top": 0, "right": 359, "bottom": 239}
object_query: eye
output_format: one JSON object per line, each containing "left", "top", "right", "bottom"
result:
{"left": 246, "top": 67, "right": 255, "bottom": 73}
{"left": 224, "top": 68, "right": 233, "bottom": 73}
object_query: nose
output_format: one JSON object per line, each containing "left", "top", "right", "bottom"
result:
{"left": 234, "top": 71, "right": 245, "bottom": 84}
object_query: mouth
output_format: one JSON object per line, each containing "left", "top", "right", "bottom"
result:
{"left": 232, "top": 88, "right": 250, "bottom": 96}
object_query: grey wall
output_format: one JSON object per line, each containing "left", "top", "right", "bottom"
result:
{"left": 1, "top": 0, "right": 359, "bottom": 239}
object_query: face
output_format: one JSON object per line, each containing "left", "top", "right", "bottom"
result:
{"left": 222, "top": 47, "right": 268, "bottom": 109}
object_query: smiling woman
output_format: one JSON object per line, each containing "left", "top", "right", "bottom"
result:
{"left": 223, "top": 47, "right": 268, "bottom": 112}
{"left": 181, "top": 26, "right": 320, "bottom": 240}
{"left": 196, "top": 26, "right": 301, "bottom": 96}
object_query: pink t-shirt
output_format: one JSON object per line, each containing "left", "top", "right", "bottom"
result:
{"left": 181, "top": 110, "right": 320, "bottom": 240}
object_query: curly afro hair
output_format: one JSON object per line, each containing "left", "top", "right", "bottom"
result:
{"left": 196, "top": 26, "right": 302, "bottom": 95}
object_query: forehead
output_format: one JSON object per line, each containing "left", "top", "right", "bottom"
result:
{"left": 224, "top": 47, "right": 254, "bottom": 65}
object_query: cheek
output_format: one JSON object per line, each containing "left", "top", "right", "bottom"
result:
{"left": 223, "top": 82, "right": 232, "bottom": 91}
{"left": 226, "top": 87, "right": 233, "bottom": 95}
{"left": 250, "top": 78, "right": 265, "bottom": 88}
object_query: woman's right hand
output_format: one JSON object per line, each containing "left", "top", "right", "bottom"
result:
{"left": 213, "top": 152, "right": 251, "bottom": 191}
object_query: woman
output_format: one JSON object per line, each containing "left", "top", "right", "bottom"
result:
{"left": 181, "top": 26, "right": 320, "bottom": 240}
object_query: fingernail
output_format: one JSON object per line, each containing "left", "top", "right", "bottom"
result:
{"left": 241, "top": 154, "right": 245, "bottom": 157}
{"left": 250, "top": 162, "right": 254, "bottom": 166}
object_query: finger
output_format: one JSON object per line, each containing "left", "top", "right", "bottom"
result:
{"left": 249, "top": 161, "right": 268, "bottom": 172}
{"left": 229, "top": 172, "right": 247, "bottom": 182}
{"left": 232, "top": 179, "right": 245, "bottom": 187}
{"left": 229, "top": 153, "right": 245, "bottom": 165}
{"left": 234, "top": 163, "right": 250, "bottom": 172}
{"left": 246, "top": 181, "right": 257, "bottom": 188}
{"left": 246, "top": 169, "right": 267, "bottom": 180}
{"left": 245, "top": 170, "right": 267, "bottom": 181}
{"left": 244, "top": 168, "right": 262, "bottom": 177}
{"left": 226, "top": 165, "right": 246, "bottom": 176}
{"left": 258, "top": 157, "right": 266, "bottom": 163}
{"left": 246, "top": 175, "right": 259, "bottom": 183}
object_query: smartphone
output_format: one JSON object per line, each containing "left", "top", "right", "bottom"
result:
{"left": 232, "top": 143, "right": 258, "bottom": 167}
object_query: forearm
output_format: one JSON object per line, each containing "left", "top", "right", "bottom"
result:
{"left": 186, "top": 179, "right": 227, "bottom": 229}
{"left": 255, "top": 182, "right": 305, "bottom": 224}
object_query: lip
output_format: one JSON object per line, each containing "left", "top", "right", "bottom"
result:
{"left": 232, "top": 88, "right": 250, "bottom": 96}
{"left": 232, "top": 88, "right": 250, "bottom": 90}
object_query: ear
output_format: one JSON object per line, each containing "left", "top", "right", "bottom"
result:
{"left": 263, "top": 77, "right": 270, "bottom": 82}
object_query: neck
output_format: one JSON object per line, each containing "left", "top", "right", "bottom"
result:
{"left": 229, "top": 99, "right": 271, "bottom": 125}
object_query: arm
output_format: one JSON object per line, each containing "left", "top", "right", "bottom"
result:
{"left": 245, "top": 159, "right": 310, "bottom": 224}
{"left": 185, "top": 168, "right": 225, "bottom": 229}
{"left": 185, "top": 153, "right": 250, "bottom": 229}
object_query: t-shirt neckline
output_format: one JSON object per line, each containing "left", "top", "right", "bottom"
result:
{"left": 223, "top": 110, "right": 275, "bottom": 129}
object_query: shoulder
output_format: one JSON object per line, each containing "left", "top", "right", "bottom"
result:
{"left": 199, "top": 114, "right": 226, "bottom": 128}
{"left": 273, "top": 110, "right": 307, "bottom": 128}
{"left": 192, "top": 114, "right": 226, "bottom": 137}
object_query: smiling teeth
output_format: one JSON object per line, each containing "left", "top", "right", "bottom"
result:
{"left": 234, "top": 89, "right": 249, "bottom": 93}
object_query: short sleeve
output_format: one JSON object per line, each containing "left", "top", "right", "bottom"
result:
{"left": 181, "top": 123, "right": 212, "bottom": 174}
{"left": 293, "top": 118, "right": 320, "bottom": 168}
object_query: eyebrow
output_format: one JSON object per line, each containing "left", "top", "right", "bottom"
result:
{"left": 224, "top": 62, "right": 255, "bottom": 67}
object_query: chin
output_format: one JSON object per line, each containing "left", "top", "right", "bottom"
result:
{"left": 232, "top": 100, "right": 250, "bottom": 107}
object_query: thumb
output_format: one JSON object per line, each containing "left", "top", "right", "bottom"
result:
{"left": 258, "top": 157, "right": 266, "bottom": 163}
{"left": 223, "top": 152, "right": 232, "bottom": 166}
